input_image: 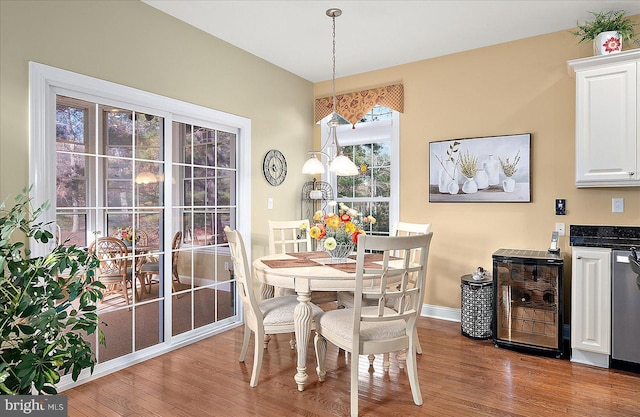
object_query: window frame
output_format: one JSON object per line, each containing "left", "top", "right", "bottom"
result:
{"left": 322, "top": 110, "right": 400, "bottom": 233}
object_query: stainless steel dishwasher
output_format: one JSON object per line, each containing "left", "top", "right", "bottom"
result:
{"left": 611, "top": 248, "right": 640, "bottom": 371}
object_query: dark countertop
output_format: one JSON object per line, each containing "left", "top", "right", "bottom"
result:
{"left": 492, "top": 248, "right": 563, "bottom": 261}
{"left": 569, "top": 225, "right": 640, "bottom": 251}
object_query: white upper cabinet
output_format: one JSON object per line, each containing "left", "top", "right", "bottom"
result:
{"left": 568, "top": 50, "right": 640, "bottom": 187}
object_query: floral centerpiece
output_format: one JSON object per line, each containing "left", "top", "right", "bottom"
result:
{"left": 306, "top": 202, "right": 375, "bottom": 260}
{"left": 114, "top": 226, "right": 139, "bottom": 245}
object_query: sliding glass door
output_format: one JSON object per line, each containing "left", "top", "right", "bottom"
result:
{"left": 30, "top": 63, "right": 249, "bottom": 380}
{"left": 56, "top": 96, "right": 168, "bottom": 361}
{"left": 170, "top": 122, "right": 236, "bottom": 336}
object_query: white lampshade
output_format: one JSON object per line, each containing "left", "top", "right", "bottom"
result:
{"left": 301, "top": 9, "right": 359, "bottom": 178}
{"left": 329, "top": 154, "right": 359, "bottom": 176}
{"left": 302, "top": 155, "right": 326, "bottom": 175}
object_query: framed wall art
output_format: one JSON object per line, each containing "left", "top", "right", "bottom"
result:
{"left": 429, "top": 133, "right": 531, "bottom": 203}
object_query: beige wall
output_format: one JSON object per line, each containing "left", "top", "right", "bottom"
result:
{"left": 0, "top": 0, "right": 313, "bottom": 258}
{"left": 314, "top": 17, "right": 640, "bottom": 313}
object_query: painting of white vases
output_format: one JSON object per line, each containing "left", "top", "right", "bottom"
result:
{"left": 429, "top": 133, "right": 531, "bottom": 203}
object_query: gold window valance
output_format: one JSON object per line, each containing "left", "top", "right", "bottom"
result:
{"left": 314, "top": 84, "right": 404, "bottom": 126}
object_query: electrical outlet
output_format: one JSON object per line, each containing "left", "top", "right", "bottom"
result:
{"left": 555, "top": 223, "right": 565, "bottom": 236}
{"left": 224, "top": 262, "right": 229, "bottom": 271}
{"left": 267, "top": 197, "right": 273, "bottom": 210}
{"left": 612, "top": 198, "right": 624, "bottom": 213}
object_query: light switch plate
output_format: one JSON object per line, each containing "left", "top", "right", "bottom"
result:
{"left": 555, "top": 199, "right": 566, "bottom": 215}
{"left": 612, "top": 198, "right": 624, "bottom": 213}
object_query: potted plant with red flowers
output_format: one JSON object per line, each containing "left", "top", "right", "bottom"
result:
{"left": 571, "top": 10, "right": 640, "bottom": 55}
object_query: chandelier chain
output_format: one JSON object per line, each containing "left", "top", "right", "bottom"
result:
{"left": 331, "top": 13, "right": 337, "bottom": 114}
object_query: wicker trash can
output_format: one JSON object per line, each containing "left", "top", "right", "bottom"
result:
{"left": 460, "top": 274, "right": 493, "bottom": 339}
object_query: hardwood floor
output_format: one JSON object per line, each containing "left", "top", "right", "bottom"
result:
{"left": 65, "top": 317, "right": 639, "bottom": 417}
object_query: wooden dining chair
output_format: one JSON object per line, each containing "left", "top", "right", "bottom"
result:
{"left": 338, "top": 221, "right": 432, "bottom": 307}
{"left": 224, "top": 226, "right": 323, "bottom": 387}
{"left": 268, "top": 219, "right": 338, "bottom": 303}
{"left": 387, "top": 222, "right": 431, "bottom": 356}
{"left": 134, "top": 228, "right": 150, "bottom": 247}
{"left": 88, "top": 237, "right": 132, "bottom": 305}
{"left": 136, "top": 230, "right": 183, "bottom": 297}
{"left": 314, "top": 232, "right": 433, "bottom": 417}
{"left": 268, "top": 219, "right": 313, "bottom": 254}
{"left": 337, "top": 221, "right": 432, "bottom": 364}
{"left": 266, "top": 220, "right": 338, "bottom": 349}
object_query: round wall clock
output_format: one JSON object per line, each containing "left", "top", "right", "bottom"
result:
{"left": 262, "top": 149, "right": 287, "bottom": 186}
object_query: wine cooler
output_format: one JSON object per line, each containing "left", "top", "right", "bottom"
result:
{"left": 492, "top": 249, "right": 564, "bottom": 358}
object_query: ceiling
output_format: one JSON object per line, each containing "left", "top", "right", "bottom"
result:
{"left": 142, "top": 1, "right": 640, "bottom": 83}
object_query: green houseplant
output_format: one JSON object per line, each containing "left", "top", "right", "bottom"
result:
{"left": 571, "top": 10, "right": 640, "bottom": 52}
{"left": 0, "top": 188, "right": 104, "bottom": 394}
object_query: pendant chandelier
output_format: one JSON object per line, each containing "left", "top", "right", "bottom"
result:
{"left": 302, "top": 8, "right": 359, "bottom": 177}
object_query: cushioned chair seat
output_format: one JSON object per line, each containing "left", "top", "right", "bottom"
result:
{"left": 318, "top": 306, "right": 406, "bottom": 342}
{"left": 140, "top": 262, "right": 158, "bottom": 271}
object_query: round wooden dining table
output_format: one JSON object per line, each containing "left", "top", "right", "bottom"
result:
{"left": 253, "top": 250, "right": 393, "bottom": 392}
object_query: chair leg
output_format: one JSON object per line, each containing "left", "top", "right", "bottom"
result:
{"left": 250, "top": 330, "right": 265, "bottom": 387}
{"left": 135, "top": 273, "right": 146, "bottom": 301}
{"left": 263, "top": 334, "right": 271, "bottom": 349}
{"left": 383, "top": 353, "right": 390, "bottom": 372}
{"left": 415, "top": 328, "right": 423, "bottom": 354}
{"left": 350, "top": 352, "right": 359, "bottom": 417}
{"left": 239, "top": 324, "right": 251, "bottom": 362}
{"left": 144, "top": 272, "right": 152, "bottom": 293}
{"left": 121, "top": 277, "right": 130, "bottom": 305}
{"left": 314, "top": 332, "right": 327, "bottom": 382}
{"left": 289, "top": 332, "right": 296, "bottom": 350}
{"left": 406, "top": 343, "right": 423, "bottom": 406}
{"left": 397, "top": 349, "right": 407, "bottom": 369}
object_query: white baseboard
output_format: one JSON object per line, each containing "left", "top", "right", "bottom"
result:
{"left": 420, "top": 303, "right": 461, "bottom": 322}
{"left": 571, "top": 348, "right": 610, "bottom": 368}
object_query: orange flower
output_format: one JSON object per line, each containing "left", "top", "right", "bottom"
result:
{"left": 352, "top": 229, "right": 364, "bottom": 243}
{"left": 340, "top": 213, "right": 351, "bottom": 222}
{"left": 326, "top": 214, "right": 341, "bottom": 230}
{"left": 317, "top": 224, "right": 326, "bottom": 239}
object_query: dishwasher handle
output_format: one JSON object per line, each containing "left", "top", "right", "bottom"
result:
{"left": 628, "top": 247, "right": 640, "bottom": 275}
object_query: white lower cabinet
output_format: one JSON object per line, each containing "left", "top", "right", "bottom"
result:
{"left": 571, "top": 247, "right": 611, "bottom": 367}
